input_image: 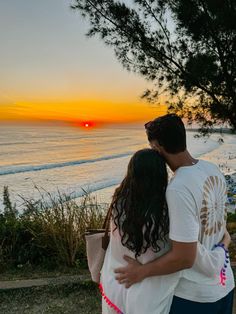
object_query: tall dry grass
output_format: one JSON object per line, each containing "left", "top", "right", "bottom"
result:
{"left": 0, "top": 187, "right": 109, "bottom": 269}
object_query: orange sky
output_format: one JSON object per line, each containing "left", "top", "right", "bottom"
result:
{"left": 0, "top": 99, "right": 167, "bottom": 124}
{"left": 0, "top": 1, "right": 167, "bottom": 125}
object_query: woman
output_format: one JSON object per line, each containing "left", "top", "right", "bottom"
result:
{"left": 100, "top": 149, "right": 230, "bottom": 314}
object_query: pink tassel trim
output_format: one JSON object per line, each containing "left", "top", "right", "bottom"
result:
{"left": 220, "top": 270, "right": 227, "bottom": 287}
{"left": 99, "top": 283, "right": 124, "bottom": 314}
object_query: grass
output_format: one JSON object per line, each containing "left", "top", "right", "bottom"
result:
{"left": 0, "top": 281, "right": 101, "bottom": 314}
{"left": 0, "top": 265, "right": 89, "bottom": 281}
{"left": 1, "top": 272, "right": 235, "bottom": 314}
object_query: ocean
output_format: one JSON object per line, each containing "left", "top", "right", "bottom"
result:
{"left": 0, "top": 124, "right": 236, "bottom": 210}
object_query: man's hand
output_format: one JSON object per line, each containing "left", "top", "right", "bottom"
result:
{"left": 220, "top": 229, "right": 231, "bottom": 249}
{"left": 114, "top": 256, "right": 144, "bottom": 288}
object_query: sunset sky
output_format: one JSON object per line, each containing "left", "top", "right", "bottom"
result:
{"left": 0, "top": 0, "right": 166, "bottom": 125}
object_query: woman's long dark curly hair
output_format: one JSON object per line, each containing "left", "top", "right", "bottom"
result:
{"left": 111, "top": 149, "right": 169, "bottom": 258}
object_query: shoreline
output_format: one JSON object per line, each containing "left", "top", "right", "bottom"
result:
{"left": 0, "top": 130, "right": 235, "bottom": 211}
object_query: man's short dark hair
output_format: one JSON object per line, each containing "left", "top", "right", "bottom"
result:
{"left": 145, "top": 114, "right": 186, "bottom": 154}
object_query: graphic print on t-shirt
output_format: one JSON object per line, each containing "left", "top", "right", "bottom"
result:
{"left": 200, "top": 176, "right": 227, "bottom": 241}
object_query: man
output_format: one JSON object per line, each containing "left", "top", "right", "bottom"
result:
{"left": 115, "top": 114, "right": 235, "bottom": 313}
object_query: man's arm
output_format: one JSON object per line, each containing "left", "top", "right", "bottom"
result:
{"left": 115, "top": 240, "right": 197, "bottom": 288}
{"left": 115, "top": 231, "right": 231, "bottom": 287}
{"left": 194, "top": 230, "right": 230, "bottom": 278}
{"left": 143, "top": 240, "right": 197, "bottom": 276}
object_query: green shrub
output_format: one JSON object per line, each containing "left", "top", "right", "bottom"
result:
{"left": 227, "top": 212, "right": 236, "bottom": 223}
{"left": 0, "top": 187, "right": 108, "bottom": 271}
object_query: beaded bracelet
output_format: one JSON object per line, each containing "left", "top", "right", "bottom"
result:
{"left": 213, "top": 243, "right": 230, "bottom": 286}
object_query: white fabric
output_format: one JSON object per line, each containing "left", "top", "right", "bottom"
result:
{"left": 166, "top": 159, "right": 235, "bottom": 302}
{"left": 100, "top": 220, "right": 180, "bottom": 314}
{"left": 195, "top": 244, "right": 225, "bottom": 278}
{"left": 102, "top": 298, "right": 117, "bottom": 314}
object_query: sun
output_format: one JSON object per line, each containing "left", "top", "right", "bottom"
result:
{"left": 81, "top": 121, "right": 95, "bottom": 129}
{"left": 70, "top": 120, "right": 98, "bottom": 129}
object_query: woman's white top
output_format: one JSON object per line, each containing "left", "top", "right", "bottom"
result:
{"left": 100, "top": 220, "right": 180, "bottom": 314}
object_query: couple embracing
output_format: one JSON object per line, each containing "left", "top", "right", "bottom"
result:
{"left": 100, "top": 114, "right": 235, "bottom": 314}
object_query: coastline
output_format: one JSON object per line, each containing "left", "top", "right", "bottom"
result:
{"left": 0, "top": 127, "right": 235, "bottom": 211}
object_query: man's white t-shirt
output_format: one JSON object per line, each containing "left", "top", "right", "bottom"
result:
{"left": 166, "top": 159, "right": 235, "bottom": 302}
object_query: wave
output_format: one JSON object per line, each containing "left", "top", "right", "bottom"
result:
{"left": 0, "top": 142, "right": 35, "bottom": 146}
{"left": 0, "top": 152, "right": 133, "bottom": 176}
{"left": 0, "top": 178, "right": 121, "bottom": 211}
{"left": 60, "top": 178, "right": 122, "bottom": 200}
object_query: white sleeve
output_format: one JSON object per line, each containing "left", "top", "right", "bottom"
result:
{"left": 166, "top": 188, "right": 199, "bottom": 242}
{"left": 194, "top": 243, "right": 225, "bottom": 278}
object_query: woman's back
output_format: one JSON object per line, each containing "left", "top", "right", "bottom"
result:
{"left": 100, "top": 149, "right": 180, "bottom": 314}
{"left": 100, "top": 220, "right": 181, "bottom": 314}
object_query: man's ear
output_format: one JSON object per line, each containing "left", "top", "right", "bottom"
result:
{"left": 156, "top": 143, "right": 167, "bottom": 157}
{"left": 149, "top": 141, "right": 155, "bottom": 149}
{"left": 150, "top": 140, "right": 162, "bottom": 152}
